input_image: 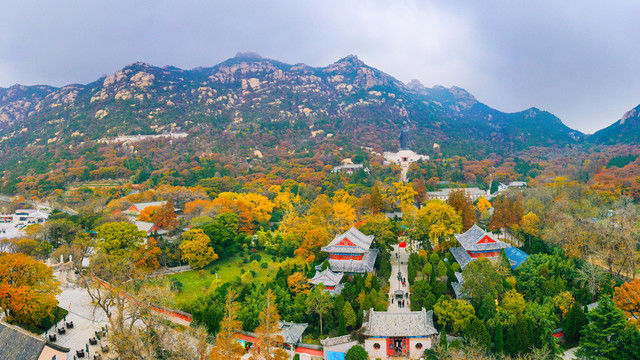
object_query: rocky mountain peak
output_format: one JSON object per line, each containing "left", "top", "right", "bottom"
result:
{"left": 620, "top": 105, "right": 640, "bottom": 125}
{"left": 234, "top": 52, "right": 264, "bottom": 60}
{"left": 406, "top": 79, "right": 425, "bottom": 91}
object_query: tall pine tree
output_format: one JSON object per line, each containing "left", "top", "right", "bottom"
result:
{"left": 576, "top": 296, "right": 627, "bottom": 360}
{"left": 494, "top": 322, "right": 504, "bottom": 353}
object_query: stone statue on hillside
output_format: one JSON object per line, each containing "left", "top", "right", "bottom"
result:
{"left": 400, "top": 123, "right": 411, "bottom": 150}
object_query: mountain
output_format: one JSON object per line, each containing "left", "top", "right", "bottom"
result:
{"left": 589, "top": 104, "right": 640, "bottom": 144}
{"left": 0, "top": 54, "right": 583, "bottom": 174}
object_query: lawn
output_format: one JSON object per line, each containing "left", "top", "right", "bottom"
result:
{"left": 169, "top": 250, "right": 285, "bottom": 302}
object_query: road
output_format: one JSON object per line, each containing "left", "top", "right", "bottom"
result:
{"left": 388, "top": 244, "right": 411, "bottom": 312}
{"left": 0, "top": 194, "right": 78, "bottom": 215}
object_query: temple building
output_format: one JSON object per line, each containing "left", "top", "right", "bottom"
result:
{"left": 321, "top": 227, "right": 378, "bottom": 274}
{"left": 363, "top": 308, "right": 438, "bottom": 359}
{"left": 449, "top": 224, "right": 510, "bottom": 270}
{"left": 309, "top": 268, "right": 344, "bottom": 295}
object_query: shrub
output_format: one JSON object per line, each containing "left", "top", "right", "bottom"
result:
{"left": 250, "top": 253, "right": 262, "bottom": 262}
{"left": 345, "top": 345, "right": 368, "bottom": 360}
{"left": 260, "top": 262, "right": 268, "bottom": 268}
{"left": 170, "top": 278, "right": 183, "bottom": 292}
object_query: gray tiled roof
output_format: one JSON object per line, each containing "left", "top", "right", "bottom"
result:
{"left": 450, "top": 246, "right": 472, "bottom": 270}
{"left": 309, "top": 269, "right": 344, "bottom": 286}
{"left": 364, "top": 308, "right": 438, "bottom": 337}
{"left": 454, "top": 272, "right": 464, "bottom": 283}
{"left": 451, "top": 282, "right": 464, "bottom": 300}
{"left": 278, "top": 321, "right": 308, "bottom": 344}
{"left": 328, "top": 249, "right": 378, "bottom": 273}
{"left": 454, "top": 224, "right": 509, "bottom": 252}
{"left": 321, "top": 227, "right": 374, "bottom": 254}
{"left": 0, "top": 320, "right": 47, "bottom": 360}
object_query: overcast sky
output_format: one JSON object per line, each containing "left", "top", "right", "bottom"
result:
{"left": 1, "top": 1, "right": 639, "bottom": 133}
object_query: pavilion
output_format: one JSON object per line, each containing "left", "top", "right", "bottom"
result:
{"left": 309, "top": 268, "right": 344, "bottom": 295}
{"left": 321, "top": 227, "right": 378, "bottom": 274}
{"left": 449, "top": 224, "right": 510, "bottom": 270}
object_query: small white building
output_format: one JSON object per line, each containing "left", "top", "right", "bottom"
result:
{"left": 383, "top": 150, "right": 429, "bottom": 167}
{"left": 363, "top": 308, "right": 438, "bottom": 359}
{"left": 331, "top": 164, "right": 370, "bottom": 175}
{"left": 425, "top": 187, "right": 488, "bottom": 201}
{"left": 0, "top": 209, "right": 50, "bottom": 240}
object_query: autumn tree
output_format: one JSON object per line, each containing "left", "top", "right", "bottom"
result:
{"left": 210, "top": 290, "right": 244, "bottom": 360}
{"left": 413, "top": 178, "right": 427, "bottom": 206}
{"left": 180, "top": 229, "right": 219, "bottom": 269}
{"left": 294, "top": 227, "right": 330, "bottom": 263}
{"left": 133, "top": 237, "right": 162, "bottom": 271}
{"left": 393, "top": 181, "right": 418, "bottom": 209}
{"left": 0, "top": 253, "right": 61, "bottom": 326}
{"left": 447, "top": 189, "right": 477, "bottom": 231}
{"left": 287, "top": 272, "right": 310, "bottom": 294}
{"left": 138, "top": 205, "right": 161, "bottom": 222}
{"left": 614, "top": 279, "right": 640, "bottom": 328}
{"left": 370, "top": 184, "right": 384, "bottom": 213}
{"left": 489, "top": 193, "right": 524, "bottom": 235}
{"left": 411, "top": 201, "right": 462, "bottom": 249}
{"left": 153, "top": 200, "right": 178, "bottom": 230}
{"left": 249, "top": 289, "right": 288, "bottom": 360}
{"left": 306, "top": 284, "right": 334, "bottom": 337}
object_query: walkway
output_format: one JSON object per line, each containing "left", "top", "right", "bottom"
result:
{"left": 45, "top": 272, "right": 110, "bottom": 358}
{"left": 388, "top": 244, "right": 411, "bottom": 312}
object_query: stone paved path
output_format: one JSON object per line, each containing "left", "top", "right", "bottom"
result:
{"left": 387, "top": 243, "right": 411, "bottom": 312}
{"left": 44, "top": 273, "right": 110, "bottom": 358}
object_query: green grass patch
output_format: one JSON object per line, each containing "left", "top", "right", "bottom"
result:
{"left": 10, "top": 306, "right": 69, "bottom": 335}
{"left": 169, "top": 250, "right": 284, "bottom": 303}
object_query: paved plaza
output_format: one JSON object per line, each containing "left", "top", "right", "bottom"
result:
{"left": 45, "top": 272, "right": 111, "bottom": 358}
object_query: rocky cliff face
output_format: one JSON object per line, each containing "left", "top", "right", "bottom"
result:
{"left": 590, "top": 104, "right": 640, "bottom": 144}
{"left": 0, "top": 53, "right": 583, "bottom": 160}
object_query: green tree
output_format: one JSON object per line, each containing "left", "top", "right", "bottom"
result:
{"left": 576, "top": 296, "right": 627, "bottom": 360}
{"left": 465, "top": 318, "right": 491, "bottom": 349}
{"left": 436, "top": 260, "right": 446, "bottom": 277}
{"left": 96, "top": 222, "right": 145, "bottom": 256}
{"left": 306, "top": 284, "right": 334, "bottom": 337}
{"left": 614, "top": 327, "right": 640, "bottom": 360}
{"left": 563, "top": 302, "right": 587, "bottom": 345}
{"left": 494, "top": 322, "right": 504, "bottom": 353}
{"left": 477, "top": 294, "right": 497, "bottom": 321}
{"left": 461, "top": 258, "right": 504, "bottom": 301}
{"left": 345, "top": 345, "right": 368, "bottom": 360}
{"left": 433, "top": 299, "right": 476, "bottom": 334}
{"left": 343, "top": 301, "right": 357, "bottom": 330}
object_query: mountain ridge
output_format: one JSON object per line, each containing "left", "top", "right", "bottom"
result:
{"left": 0, "top": 54, "right": 586, "bottom": 175}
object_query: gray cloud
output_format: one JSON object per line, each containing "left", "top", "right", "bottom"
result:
{"left": 1, "top": 0, "right": 638, "bottom": 133}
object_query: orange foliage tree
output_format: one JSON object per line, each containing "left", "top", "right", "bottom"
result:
{"left": 614, "top": 279, "right": 640, "bottom": 328}
{"left": 0, "top": 253, "right": 61, "bottom": 326}
{"left": 152, "top": 200, "right": 178, "bottom": 230}
{"left": 133, "top": 237, "right": 162, "bottom": 271}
